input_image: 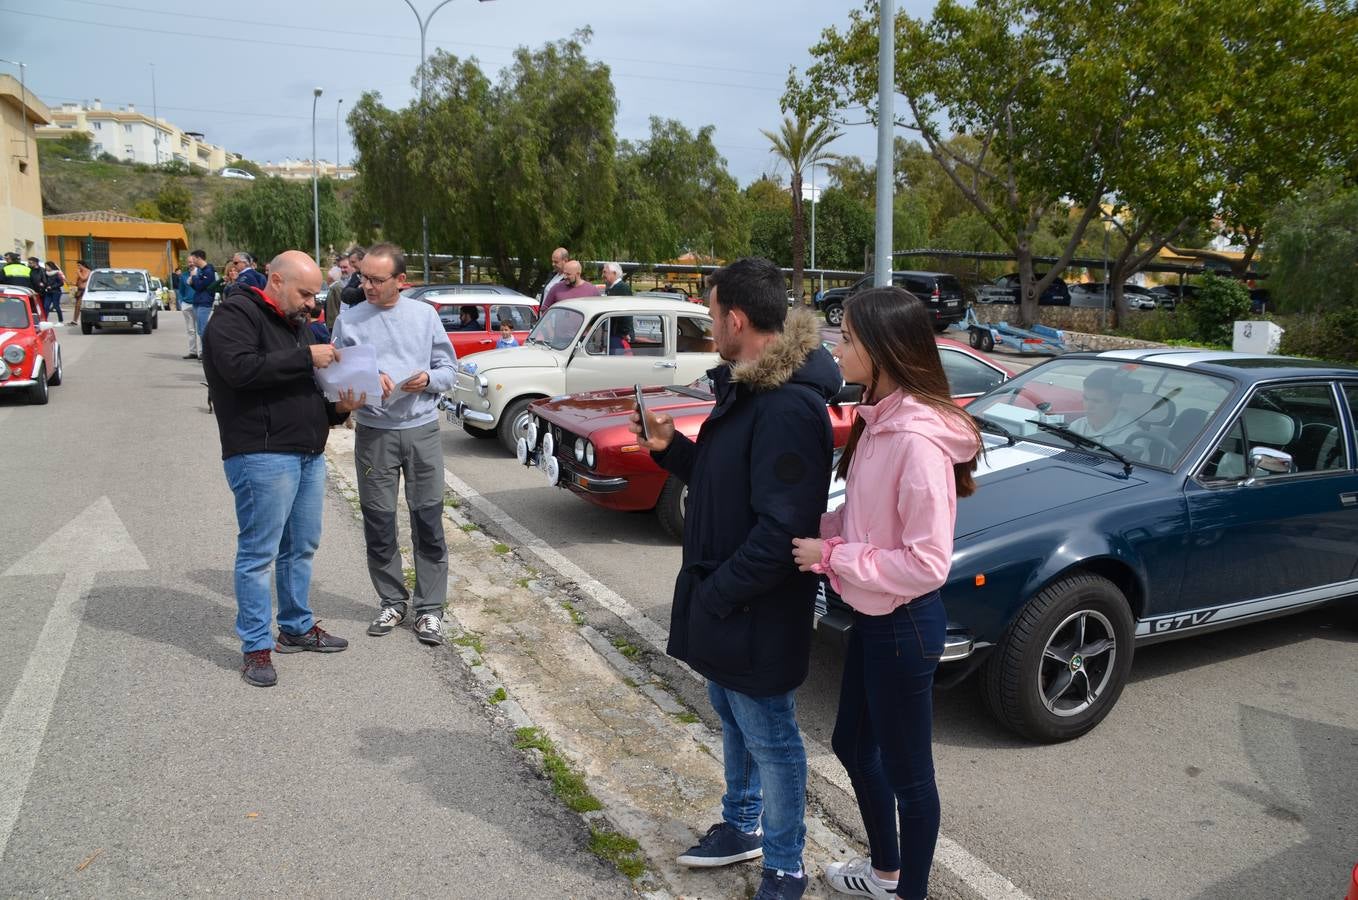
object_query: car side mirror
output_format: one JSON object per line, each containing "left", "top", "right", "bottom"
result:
{"left": 38, "top": 321, "right": 55, "bottom": 332}
{"left": 1243, "top": 446, "right": 1293, "bottom": 485}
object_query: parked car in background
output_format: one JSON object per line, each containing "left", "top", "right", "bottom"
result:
{"left": 0, "top": 286, "right": 62, "bottom": 404}
{"left": 79, "top": 268, "right": 160, "bottom": 335}
{"left": 819, "top": 348, "right": 1358, "bottom": 742}
{"left": 219, "top": 167, "right": 257, "bottom": 180}
{"left": 975, "top": 273, "right": 1072, "bottom": 306}
{"left": 1070, "top": 282, "right": 1158, "bottom": 310}
{"left": 443, "top": 295, "right": 719, "bottom": 453}
{"left": 815, "top": 271, "right": 967, "bottom": 331}
{"left": 1150, "top": 283, "right": 1199, "bottom": 310}
{"left": 401, "top": 283, "right": 540, "bottom": 359}
{"left": 521, "top": 336, "right": 1012, "bottom": 539}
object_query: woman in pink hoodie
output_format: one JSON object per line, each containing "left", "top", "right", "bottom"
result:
{"left": 793, "top": 288, "right": 981, "bottom": 900}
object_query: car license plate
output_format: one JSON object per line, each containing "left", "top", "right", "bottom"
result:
{"left": 104, "top": 315, "right": 128, "bottom": 322}
{"left": 945, "top": 300, "right": 959, "bottom": 306}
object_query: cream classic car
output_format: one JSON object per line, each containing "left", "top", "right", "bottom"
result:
{"left": 442, "top": 294, "right": 720, "bottom": 453}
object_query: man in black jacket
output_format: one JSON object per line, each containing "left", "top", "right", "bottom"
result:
{"left": 631, "top": 257, "right": 838, "bottom": 900}
{"left": 203, "top": 250, "right": 365, "bottom": 688}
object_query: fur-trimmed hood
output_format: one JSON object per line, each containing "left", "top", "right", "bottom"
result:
{"left": 729, "top": 309, "right": 840, "bottom": 399}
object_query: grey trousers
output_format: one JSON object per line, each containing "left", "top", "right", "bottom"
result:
{"left": 354, "top": 421, "right": 448, "bottom": 617}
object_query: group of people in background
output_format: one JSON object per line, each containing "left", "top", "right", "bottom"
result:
{"left": 0, "top": 252, "right": 81, "bottom": 324}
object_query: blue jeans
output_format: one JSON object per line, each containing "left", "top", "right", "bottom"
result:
{"left": 195, "top": 304, "right": 213, "bottom": 338}
{"left": 222, "top": 452, "right": 325, "bottom": 653}
{"left": 44, "top": 290, "right": 63, "bottom": 322}
{"left": 832, "top": 592, "right": 946, "bottom": 900}
{"left": 707, "top": 681, "right": 806, "bottom": 872}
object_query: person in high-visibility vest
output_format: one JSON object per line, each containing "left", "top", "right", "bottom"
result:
{"left": 0, "top": 252, "right": 41, "bottom": 292}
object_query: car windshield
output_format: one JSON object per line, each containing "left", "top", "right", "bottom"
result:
{"left": 0, "top": 297, "right": 29, "bottom": 328}
{"left": 967, "top": 358, "right": 1234, "bottom": 469}
{"left": 526, "top": 307, "right": 584, "bottom": 351}
{"left": 88, "top": 272, "right": 146, "bottom": 293}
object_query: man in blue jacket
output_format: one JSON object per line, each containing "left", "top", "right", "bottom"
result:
{"left": 187, "top": 249, "right": 217, "bottom": 347}
{"left": 631, "top": 257, "right": 838, "bottom": 900}
{"left": 177, "top": 263, "right": 200, "bottom": 359}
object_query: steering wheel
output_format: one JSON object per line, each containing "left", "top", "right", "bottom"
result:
{"left": 1115, "top": 431, "right": 1178, "bottom": 466}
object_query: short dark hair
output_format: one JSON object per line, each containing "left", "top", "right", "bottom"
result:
{"left": 364, "top": 242, "right": 405, "bottom": 277}
{"left": 78, "top": 259, "right": 92, "bottom": 269}
{"left": 347, "top": 246, "right": 366, "bottom": 262}
{"left": 190, "top": 249, "right": 206, "bottom": 260}
{"left": 705, "top": 257, "right": 787, "bottom": 333}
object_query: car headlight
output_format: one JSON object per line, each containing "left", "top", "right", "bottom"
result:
{"left": 585, "top": 441, "right": 595, "bottom": 469}
{"left": 0, "top": 361, "right": 9, "bottom": 379}
{"left": 2, "top": 344, "right": 24, "bottom": 365}
{"left": 83, "top": 297, "right": 98, "bottom": 308}
{"left": 574, "top": 437, "right": 586, "bottom": 463}
{"left": 476, "top": 374, "right": 489, "bottom": 397}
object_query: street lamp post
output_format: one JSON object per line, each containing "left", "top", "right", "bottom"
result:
{"left": 403, "top": 0, "right": 495, "bottom": 284}
{"left": 335, "top": 98, "right": 344, "bottom": 171}
{"left": 312, "top": 87, "right": 323, "bottom": 265}
{"left": 873, "top": 0, "right": 895, "bottom": 287}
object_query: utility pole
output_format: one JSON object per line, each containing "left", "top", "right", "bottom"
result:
{"left": 335, "top": 98, "right": 344, "bottom": 171}
{"left": 312, "top": 87, "right": 323, "bottom": 264}
{"left": 873, "top": 0, "right": 894, "bottom": 287}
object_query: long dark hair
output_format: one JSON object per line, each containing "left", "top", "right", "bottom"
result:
{"left": 835, "top": 287, "right": 982, "bottom": 496}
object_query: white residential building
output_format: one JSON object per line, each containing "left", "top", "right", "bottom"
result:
{"left": 35, "top": 100, "right": 241, "bottom": 172}
{"left": 259, "top": 158, "right": 356, "bottom": 180}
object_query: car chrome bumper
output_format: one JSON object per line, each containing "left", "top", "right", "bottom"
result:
{"left": 441, "top": 397, "right": 494, "bottom": 425}
{"left": 0, "top": 379, "right": 37, "bottom": 389}
{"left": 519, "top": 444, "right": 629, "bottom": 493}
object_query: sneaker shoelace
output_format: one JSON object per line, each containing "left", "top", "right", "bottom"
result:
{"left": 245, "top": 650, "right": 271, "bottom": 666}
{"left": 417, "top": 615, "right": 441, "bottom": 633}
{"left": 377, "top": 609, "right": 402, "bottom": 626}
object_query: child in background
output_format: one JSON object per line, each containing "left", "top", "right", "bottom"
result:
{"left": 495, "top": 320, "right": 519, "bottom": 348}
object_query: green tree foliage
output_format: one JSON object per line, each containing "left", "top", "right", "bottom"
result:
{"left": 226, "top": 159, "right": 265, "bottom": 178}
{"left": 38, "top": 131, "right": 94, "bottom": 161}
{"left": 132, "top": 200, "right": 160, "bottom": 220}
{"left": 746, "top": 177, "right": 792, "bottom": 267}
{"left": 1263, "top": 179, "right": 1358, "bottom": 315}
{"left": 1187, "top": 273, "right": 1252, "bottom": 346}
{"left": 212, "top": 177, "right": 345, "bottom": 262}
{"left": 761, "top": 114, "right": 841, "bottom": 300}
{"left": 811, "top": 187, "right": 874, "bottom": 271}
{"left": 155, "top": 183, "right": 193, "bottom": 223}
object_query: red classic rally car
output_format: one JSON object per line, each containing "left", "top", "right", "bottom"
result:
{"left": 0, "top": 287, "right": 62, "bottom": 405}
{"left": 520, "top": 337, "right": 1011, "bottom": 538}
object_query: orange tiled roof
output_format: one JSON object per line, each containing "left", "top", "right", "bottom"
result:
{"left": 44, "top": 210, "right": 157, "bottom": 223}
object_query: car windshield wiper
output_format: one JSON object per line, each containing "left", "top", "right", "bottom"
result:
{"left": 1028, "top": 420, "right": 1133, "bottom": 475}
{"left": 971, "top": 413, "right": 1016, "bottom": 446}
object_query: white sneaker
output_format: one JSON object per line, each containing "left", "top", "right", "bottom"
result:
{"left": 825, "top": 857, "right": 897, "bottom": 898}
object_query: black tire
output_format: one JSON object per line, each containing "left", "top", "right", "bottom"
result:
{"left": 655, "top": 477, "right": 687, "bottom": 541}
{"left": 81, "top": 321, "right": 93, "bottom": 335}
{"left": 980, "top": 572, "right": 1134, "bottom": 742}
{"left": 980, "top": 331, "right": 995, "bottom": 352}
{"left": 141, "top": 318, "right": 153, "bottom": 334}
{"left": 27, "top": 363, "right": 49, "bottom": 405}
{"left": 968, "top": 328, "right": 982, "bottom": 349}
{"left": 934, "top": 322, "right": 949, "bottom": 333}
{"left": 462, "top": 421, "right": 496, "bottom": 439}
{"left": 824, "top": 303, "right": 844, "bottom": 327}
{"left": 152, "top": 312, "right": 159, "bottom": 330}
{"left": 497, "top": 397, "right": 536, "bottom": 455}
{"left": 47, "top": 349, "right": 62, "bottom": 386}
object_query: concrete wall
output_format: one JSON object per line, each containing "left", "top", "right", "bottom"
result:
{"left": 1, "top": 81, "right": 46, "bottom": 259}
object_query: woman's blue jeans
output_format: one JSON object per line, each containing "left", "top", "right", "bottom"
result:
{"left": 707, "top": 681, "right": 807, "bottom": 873}
{"left": 223, "top": 452, "right": 325, "bottom": 653}
{"left": 831, "top": 591, "right": 946, "bottom": 900}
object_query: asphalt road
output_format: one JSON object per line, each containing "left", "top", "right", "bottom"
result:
{"left": 0, "top": 320, "right": 631, "bottom": 898}
{"left": 441, "top": 329, "right": 1358, "bottom": 900}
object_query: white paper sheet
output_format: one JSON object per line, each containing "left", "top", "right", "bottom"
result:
{"left": 314, "top": 343, "right": 381, "bottom": 402}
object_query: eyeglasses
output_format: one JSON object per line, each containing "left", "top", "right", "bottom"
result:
{"left": 358, "top": 273, "right": 395, "bottom": 286}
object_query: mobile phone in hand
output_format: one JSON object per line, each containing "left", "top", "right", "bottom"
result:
{"left": 634, "top": 383, "right": 650, "bottom": 441}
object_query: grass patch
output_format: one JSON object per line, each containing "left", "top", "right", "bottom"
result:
{"left": 622, "top": 677, "right": 637, "bottom": 688}
{"left": 697, "top": 742, "right": 713, "bottom": 757}
{"left": 489, "top": 687, "right": 507, "bottom": 705}
{"left": 672, "top": 711, "right": 699, "bottom": 725}
{"left": 588, "top": 825, "right": 647, "bottom": 880}
{"left": 451, "top": 632, "right": 485, "bottom": 655}
{"left": 514, "top": 577, "right": 532, "bottom": 589}
{"left": 460, "top": 523, "right": 479, "bottom": 533}
{"left": 443, "top": 495, "right": 461, "bottom": 508}
{"left": 560, "top": 601, "right": 585, "bottom": 626}
{"left": 402, "top": 567, "right": 416, "bottom": 591}
{"left": 610, "top": 637, "right": 640, "bottom": 659}
{"left": 493, "top": 542, "right": 511, "bottom": 554}
{"left": 513, "top": 728, "right": 603, "bottom": 813}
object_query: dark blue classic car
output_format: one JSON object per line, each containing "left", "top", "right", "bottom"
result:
{"left": 819, "top": 349, "right": 1358, "bottom": 742}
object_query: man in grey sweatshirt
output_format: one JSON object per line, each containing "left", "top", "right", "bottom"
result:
{"left": 330, "top": 243, "right": 459, "bottom": 645}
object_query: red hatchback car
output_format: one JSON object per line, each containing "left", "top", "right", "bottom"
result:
{"left": 401, "top": 283, "right": 539, "bottom": 359}
{"left": 522, "top": 337, "right": 1011, "bottom": 539}
{"left": 0, "top": 287, "right": 62, "bottom": 405}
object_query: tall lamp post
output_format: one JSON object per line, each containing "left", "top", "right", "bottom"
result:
{"left": 809, "top": 163, "right": 819, "bottom": 298}
{"left": 873, "top": 0, "right": 895, "bottom": 287}
{"left": 403, "top": 0, "right": 495, "bottom": 284}
{"left": 335, "top": 98, "right": 344, "bottom": 171}
{"left": 312, "top": 87, "right": 323, "bottom": 264}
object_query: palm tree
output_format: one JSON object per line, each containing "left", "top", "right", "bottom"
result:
{"left": 761, "top": 114, "right": 841, "bottom": 304}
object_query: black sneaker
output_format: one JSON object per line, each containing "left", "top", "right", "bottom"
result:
{"left": 242, "top": 650, "right": 277, "bottom": 687}
{"left": 754, "top": 869, "right": 808, "bottom": 900}
{"left": 182, "top": 352, "right": 199, "bottom": 359}
{"left": 275, "top": 622, "right": 349, "bottom": 653}
{"left": 368, "top": 606, "right": 405, "bottom": 636}
{"left": 676, "top": 822, "right": 763, "bottom": 867}
{"left": 413, "top": 613, "right": 444, "bottom": 646}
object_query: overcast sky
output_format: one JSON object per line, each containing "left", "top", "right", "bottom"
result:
{"left": 11, "top": 0, "right": 934, "bottom": 187}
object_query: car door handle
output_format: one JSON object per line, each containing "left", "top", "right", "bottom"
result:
{"left": 1340, "top": 492, "right": 1358, "bottom": 507}
{"left": 479, "top": 339, "right": 493, "bottom": 345}
{"left": 653, "top": 361, "right": 677, "bottom": 369}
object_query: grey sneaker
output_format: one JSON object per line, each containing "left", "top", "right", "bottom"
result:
{"left": 413, "top": 613, "right": 444, "bottom": 646}
{"left": 368, "top": 607, "right": 405, "bottom": 636}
